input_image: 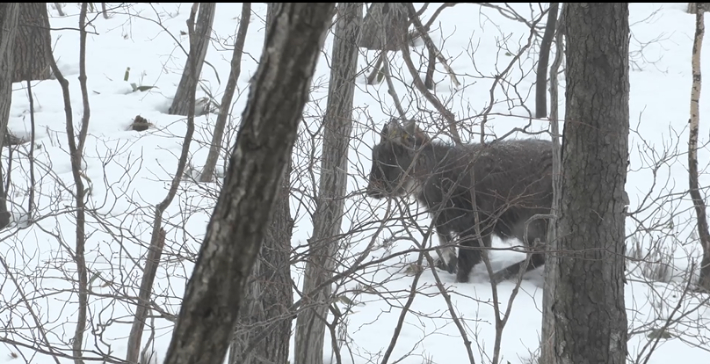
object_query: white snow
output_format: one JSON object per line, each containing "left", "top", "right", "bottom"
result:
{"left": 1, "top": 3, "right": 709, "bottom": 364}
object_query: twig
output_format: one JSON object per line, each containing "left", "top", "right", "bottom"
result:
{"left": 405, "top": 3, "right": 461, "bottom": 88}
{"left": 382, "top": 51, "right": 407, "bottom": 119}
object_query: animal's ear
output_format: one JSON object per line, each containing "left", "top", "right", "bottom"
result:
{"left": 402, "top": 119, "right": 431, "bottom": 147}
{"left": 380, "top": 118, "right": 405, "bottom": 142}
{"left": 380, "top": 118, "right": 430, "bottom": 148}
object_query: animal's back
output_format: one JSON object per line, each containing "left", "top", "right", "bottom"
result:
{"left": 417, "top": 138, "right": 554, "bottom": 238}
{"left": 469, "top": 139, "right": 554, "bottom": 239}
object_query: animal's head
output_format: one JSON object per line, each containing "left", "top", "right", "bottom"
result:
{"left": 366, "top": 118, "right": 431, "bottom": 199}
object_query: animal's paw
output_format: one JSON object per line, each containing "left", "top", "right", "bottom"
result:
{"left": 434, "top": 257, "right": 457, "bottom": 274}
{"left": 456, "top": 270, "right": 470, "bottom": 283}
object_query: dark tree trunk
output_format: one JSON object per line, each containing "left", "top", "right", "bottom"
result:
{"left": 359, "top": 3, "right": 406, "bottom": 51}
{"left": 294, "top": 4, "right": 361, "bottom": 364}
{"left": 13, "top": 3, "right": 52, "bottom": 82}
{"left": 228, "top": 4, "right": 294, "bottom": 364}
{"left": 168, "top": 3, "right": 216, "bottom": 116}
{"left": 541, "top": 3, "right": 629, "bottom": 364}
{"left": 0, "top": 3, "right": 20, "bottom": 230}
{"left": 229, "top": 164, "right": 294, "bottom": 364}
{"left": 688, "top": 3, "right": 710, "bottom": 13}
{"left": 535, "top": 3, "right": 559, "bottom": 118}
{"left": 200, "top": 3, "right": 251, "bottom": 182}
{"left": 161, "top": 4, "right": 334, "bottom": 364}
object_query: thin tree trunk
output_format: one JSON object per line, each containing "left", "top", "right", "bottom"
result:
{"left": 200, "top": 3, "right": 250, "bottom": 182}
{"left": 0, "top": 3, "right": 19, "bottom": 230}
{"left": 162, "top": 5, "right": 334, "bottom": 364}
{"left": 540, "top": 5, "right": 564, "bottom": 363}
{"left": 54, "top": 3, "right": 65, "bottom": 16}
{"left": 126, "top": 5, "right": 202, "bottom": 358}
{"left": 229, "top": 4, "right": 293, "bottom": 364}
{"left": 539, "top": 4, "right": 565, "bottom": 363}
{"left": 44, "top": 4, "right": 93, "bottom": 363}
{"left": 168, "top": 3, "right": 215, "bottom": 116}
{"left": 688, "top": 5, "right": 710, "bottom": 291}
{"left": 405, "top": 3, "right": 461, "bottom": 89}
{"left": 424, "top": 45, "right": 436, "bottom": 90}
{"left": 294, "top": 4, "right": 361, "bottom": 364}
{"left": 542, "top": 4, "right": 629, "bottom": 364}
{"left": 535, "top": 3, "right": 559, "bottom": 119}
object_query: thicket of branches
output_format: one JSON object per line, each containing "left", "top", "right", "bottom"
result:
{"left": 0, "top": 3, "right": 708, "bottom": 364}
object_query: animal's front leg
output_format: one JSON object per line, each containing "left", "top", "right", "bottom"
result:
{"left": 434, "top": 231, "right": 457, "bottom": 274}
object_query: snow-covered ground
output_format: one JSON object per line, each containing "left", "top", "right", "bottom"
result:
{"left": 1, "top": 3, "right": 709, "bottom": 364}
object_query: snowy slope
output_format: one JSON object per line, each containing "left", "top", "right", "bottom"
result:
{"left": 0, "top": 3, "right": 708, "bottom": 364}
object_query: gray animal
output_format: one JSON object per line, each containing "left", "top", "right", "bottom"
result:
{"left": 366, "top": 118, "right": 554, "bottom": 283}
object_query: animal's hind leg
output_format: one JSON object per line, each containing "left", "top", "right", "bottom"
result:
{"left": 456, "top": 234, "right": 490, "bottom": 283}
{"left": 490, "top": 238, "right": 546, "bottom": 284}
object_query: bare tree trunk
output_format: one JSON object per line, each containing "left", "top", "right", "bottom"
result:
{"left": 12, "top": 3, "right": 52, "bottom": 82}
{"left": 54, "top": 3, "right": 65, "bottom": 17}
{"left": 541, "top": 4, "right": 629, "bottom": 364}
{"left": 294, "top": 4, "right": 361, "bottom": 364}
{"left": 228, "top": 4, "right": 293, "bottom": 364}
{"left": 688, "top": 3, "right": 710, "bottom": 13}
{"left": 688, "top": 5, "right": 710, "bottom": 291}
{"left": 535, "top": 3, "right": 559, "bottom": 119}
{"left": 359, "top": 3, "right": 406, "bottom": 51}
{"left": 229, "top": 164, "right": 294, "bottom": 364}
{"left": 200, "top": 3, "right": 250, "bottom": 183}
{"left": 540, "top": 5, "right": 564, "bottom": 363}
{"left": 0, "top": 4, "right": 20, "bottom": 229}
{"left": 162, "top": 4, "right": 334, "bottom": 364}
{"left": 168, "top": 3, "right": 215, "bottom": 116}
{"left": 126, "top": 5, "right": 203, "bottom": 359}
{"left": 44, "top": 4, "right": 93, "bottom": 363}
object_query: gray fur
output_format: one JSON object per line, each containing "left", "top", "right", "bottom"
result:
{"left": 366, "top": 118, "right": 554, "bottom": 283}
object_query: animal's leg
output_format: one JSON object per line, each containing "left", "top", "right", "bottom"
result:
{"left": 434, "top": 232, "right": 457, "bottom": 274}
{"left": 456, "top": 233, "right": 491, "bottom": 283}
{"left": 490, "top": 236, "right": 547, "bottom": 284}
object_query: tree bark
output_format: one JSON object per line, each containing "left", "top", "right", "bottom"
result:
{"left": 541, "top": 3, "right": 629, "bottom": 364}
{"left": 228, "top": 4, "right": 294, "bottom": 364}
{"left": 294, "top": 4, "right": 361, "bottom": 364}
{"left": 12, "top": 3, "right": 52, "bottom": 82}
{"left": 161, "top": 4, "right": 334, "bottom": 364}
{"left": 0, "top": 3, "right": 20, "bottom": 229}
{"left": 688, "top": 5, "right": 710, "bottom": 291}
{"left": 200, "top": 3, "right": 251, "bottom": 182}
{"left": 540, "top": 4, "right": 564, "bottom": 363}
{"left": 359, "top": 3, "right": 406, "bottom": 51}
{"left": 168, "top": 3, "right": 216, "bottom": 116}
{"left": 688, "top": 3, "right": 710, "bottom": 13}
{"left": 535, "top": 3, "right": 559, "bottom": 119}
{"left": 229, "top": 163, "right": 294, "bottom": 364}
